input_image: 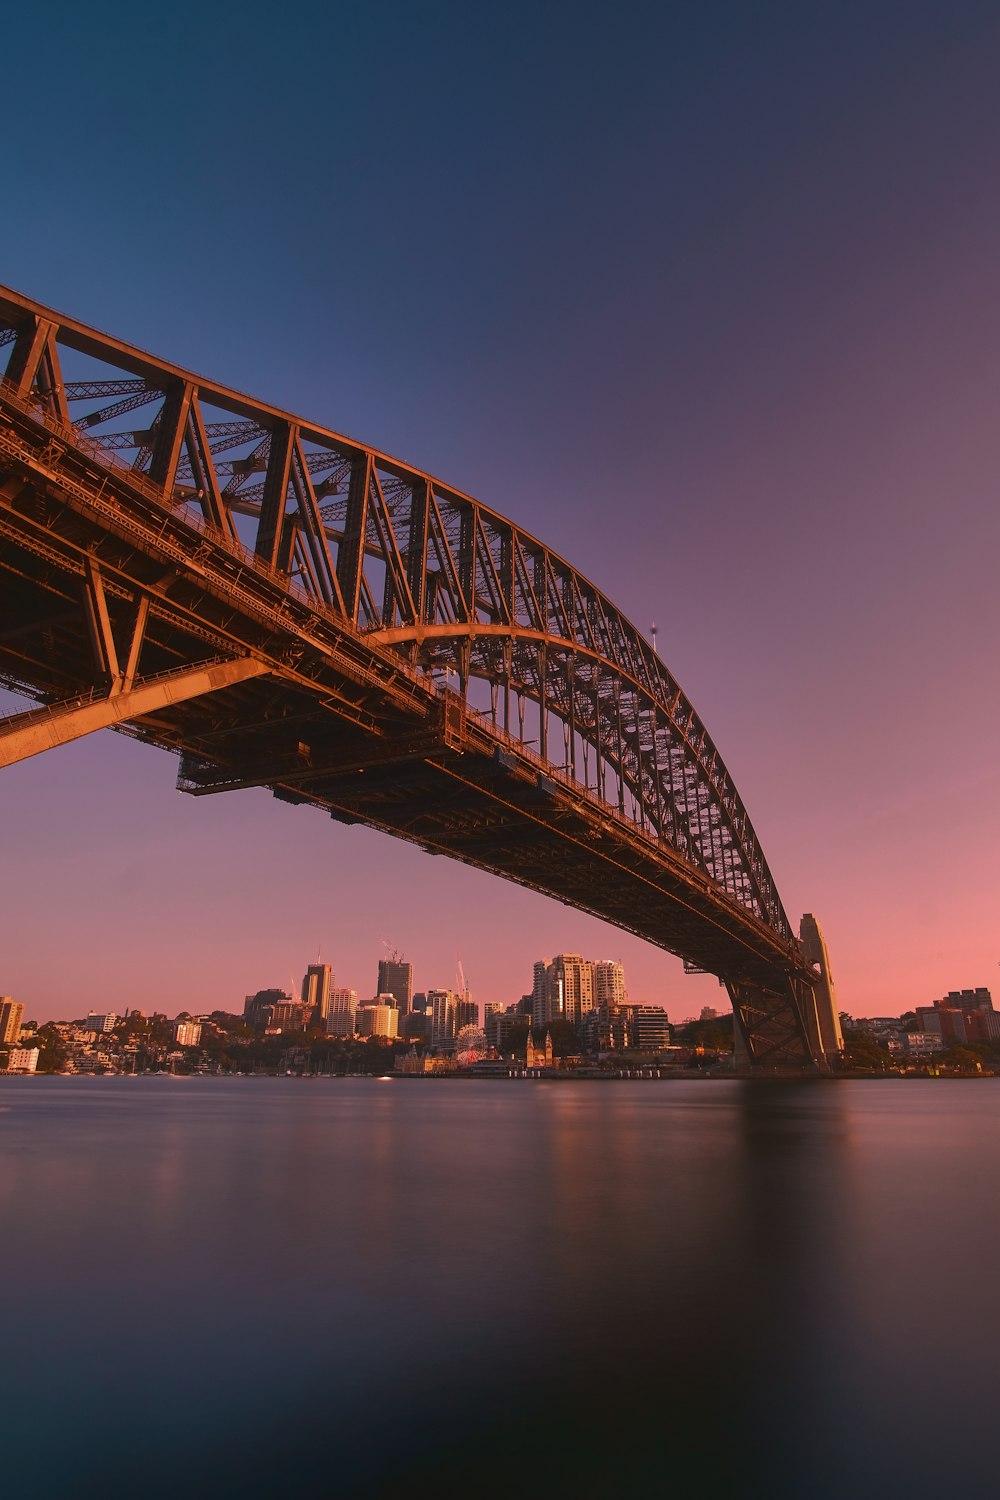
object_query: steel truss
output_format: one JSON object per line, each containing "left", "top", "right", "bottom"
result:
{"left": 0, "top": 284, "right": 823, "bottom": 1069}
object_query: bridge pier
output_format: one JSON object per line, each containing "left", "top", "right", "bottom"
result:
{"left": 727, "top": 973, "right": 828, "bottom": 1073}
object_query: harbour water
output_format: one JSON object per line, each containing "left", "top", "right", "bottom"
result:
{"left": 2, "top": 1076, "right": 998, "bottom": 1498}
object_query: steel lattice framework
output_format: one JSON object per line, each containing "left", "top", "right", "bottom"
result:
{"left": 0, "top": 285, "right": 827, "bottom": 1069}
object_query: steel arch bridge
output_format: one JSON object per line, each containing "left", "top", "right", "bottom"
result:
{"left": 0, "top": 285, "right": 830, "bottom": 1070}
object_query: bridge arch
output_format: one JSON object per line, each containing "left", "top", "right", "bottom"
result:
{"left": 0, "top": 284, "right": 827, "bottom": 1069}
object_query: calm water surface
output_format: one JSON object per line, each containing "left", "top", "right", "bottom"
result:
{"left": 2, "top": 1076, "right": 998, "bottom": 1499}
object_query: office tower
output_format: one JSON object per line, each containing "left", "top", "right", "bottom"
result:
{"left": 301, "top": 964, "right": 333, "bottom": 1026}
{"left": 326, "top": 988, "right": 358, "bottom": 1037}
{"left": 269, "top": 1000, "right": 308, "bottom": 1031}
{"left": 243, "top": 989, "right": 290, "bottom": 1029}
{"left": 799, "top": 914, "right": 844, "bottom": 1060}
{"left": 594, "top": 961, "right": 627, "bottom": 1009}
{"left": 377, "top": 957, "right": 413, "bottom": 1020}
{"left": 403, "top": 1010, "right": 431, "bottom": 1042}
{"left": 355, "top": 997, "right": 399, "bottom": 1040}
{"left": 0, "top": 998, "right": 24, "bottom": 1045}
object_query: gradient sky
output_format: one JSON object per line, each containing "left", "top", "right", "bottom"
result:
{"left": 2, "top": 0, "right": 998, "bottom": 1022}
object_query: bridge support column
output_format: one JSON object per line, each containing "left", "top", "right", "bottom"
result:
{"left": 0, "top": 658, "right": 268, "bottom": 769}
{"left": 727, "top": 974, "right": 826, "bottom": 1073}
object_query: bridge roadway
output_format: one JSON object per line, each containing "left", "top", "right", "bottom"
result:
{"left": 0, "top": 285, "right": 827, "bottom": 1070}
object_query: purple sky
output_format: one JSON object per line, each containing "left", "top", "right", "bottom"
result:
{"left": 2, "top": 1, "right": 998, "bottom": 1022}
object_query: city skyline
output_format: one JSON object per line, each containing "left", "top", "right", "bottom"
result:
{"left": 2, "top": 2, "right": 999, "bottom": 1022}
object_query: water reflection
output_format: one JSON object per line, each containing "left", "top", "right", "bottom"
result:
{"left": 0, "top": 1077, "right": 997, "bottom": 1498}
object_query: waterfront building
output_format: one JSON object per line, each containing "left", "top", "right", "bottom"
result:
{"left": 525, "top": 1029, "right": 554, "bottom": 1068}
{"left": 3, "top": 1047, "right": 39, "bottom": 1073}
{"left": 173, "top": 1020, "right": 202, "bottom": 1047}
{"left": 301, "top": 964, "right": 333, "bottom": 1026}
{"left": 629, "top": 1005, "right": 672, "bottom": 1053}
{"left": 355, "top": 998, "right": 399, "bottom": 1040}
{"left": 377, "top": 958, "right": 412, "bottom": 1021}
{"left": 0, "top": 998, "right": 24, "bottom": 1045}
{"left": 326, "top": 988, "right": 358, "bottom": 1037}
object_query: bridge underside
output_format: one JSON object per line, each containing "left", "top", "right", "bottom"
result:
{"left": 0, "top": 287, "right": 825, "bottom": 1072}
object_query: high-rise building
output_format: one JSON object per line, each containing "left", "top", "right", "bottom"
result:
{"left": 244, "top": 989, "right": 290, "bottom": 1029}
{"left": 531, "top": 962, "right": 549, "bottom": 1024}
{"left": 377, "top": 957, "right": 412, "bottom": 1020}
{"left": 594, "top": 961, "right": 627, "bottom": 1009}
{"left": 326, "top": 988, "right": 358, "bottom": 1037}
{"left": 174, "top": 1019, "right": 202, "bottom": 1047}
{"left": 429, "top": 989, "right": 456, "bottom": 1049}
{"left": 454, "top": 993, "right": 478, "bottom": 1031}
{"left": 0, "top": 998, "right": 24, "bottom": 1045}
{"left": 531, "top": 956, "right": 596, "bottom": 1026}
{"left": 301, "top": 964, "right": 333, "bottom": 1026}
{"left": 402, "top": 1010, "right": 431, "bottom": 1042}
{"left": 484, "top": 1003, "right": 504, "bottom": 1048}
{"left": 269, "top": 1000, "right": 309, "bottom": 1031}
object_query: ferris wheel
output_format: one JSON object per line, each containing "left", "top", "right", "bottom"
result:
{"left": 454, "top": 1024, "right": 487, "bottom": 1067}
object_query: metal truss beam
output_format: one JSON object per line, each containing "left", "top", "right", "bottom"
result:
{"left": 0, "top": 658, "right": 268, "bottom": 768}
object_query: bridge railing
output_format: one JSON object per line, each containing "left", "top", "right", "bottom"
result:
{"left": 0, "top": 378, "right": 322, "bottom": 610}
